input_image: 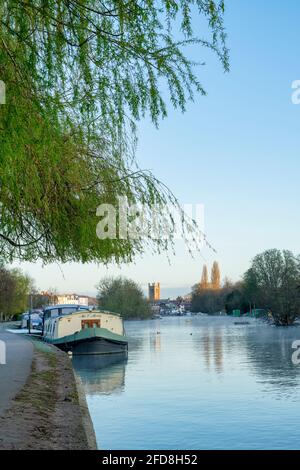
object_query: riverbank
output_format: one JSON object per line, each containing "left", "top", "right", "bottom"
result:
{"left": 0, "top": 333, "right": 97, "bottom": 450}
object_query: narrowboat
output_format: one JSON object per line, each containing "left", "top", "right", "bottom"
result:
{"left": 42, "top": 304, "right": 128, "bottom": 355}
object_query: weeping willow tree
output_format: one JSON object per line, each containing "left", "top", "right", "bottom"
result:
{"left": 0, "top": 1, "right": 228, "bottom": 263}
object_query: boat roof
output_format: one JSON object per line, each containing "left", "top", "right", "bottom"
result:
{"left": 43, "top": 304, "right": 122, "bottom": 319}
{"left": 44, "top": 304, "right": 90, "bottom": 312}
{"left": 58, "top": 309, "right": 122, "bottom": 319}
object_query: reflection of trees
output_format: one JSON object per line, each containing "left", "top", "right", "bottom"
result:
{"left": 195, "top": 319, "right": 300, "bottom": 392}
{"left": 73, "top": 354, "right": 127, "bottom": 395}
{"left": 150, "top": 332, "right": 162, "bottom": 353}
{"left": 243, "top": 327, "right": 300, "bottom": 390}
{"left": 124, "top": 321, "right": 148, "bottom": 354}
{"left": 125, "top": 320, "right": 161, "bottom": 355}
{"left": 128, "top": 336, "right": 144, "bottom": 354}
{"left": 202, "top": 333, "right": 210, "bottom": 369}
{"left": 213, "top": 333, "right": 223, "bottom": 373}
{"left": 198, "top": 327, "right": 224, "bottom": 373}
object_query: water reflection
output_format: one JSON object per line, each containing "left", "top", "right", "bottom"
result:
{"left": 195, "top": 318, "right": 300, "bottom": 392}
{"left": 196, "top": 326, "right": 225, "bottom": 373}
{"left": 73, "top": 354, "right": 128, "bottom": 395}
{"left": 73, "top": 317, "right": 300, "bottom": 449}
{"left": 213, "top": 331, "right": 223, "bottom": 373}
{"left": 244, "top": 326, "right": 300, "bottom": 392}
{"left": 150, "top": 332, "right": 162, "bottom": 353}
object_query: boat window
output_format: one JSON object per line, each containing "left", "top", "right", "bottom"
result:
{"left": 61, "top": 307, "right": 77, "bottom": 315}
{"left": 81, "top": 319, "right": 100, "bottom": 329}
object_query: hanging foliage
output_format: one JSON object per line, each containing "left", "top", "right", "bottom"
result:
{"left": 0, "top": 1, "right": 228, "bottom": 262}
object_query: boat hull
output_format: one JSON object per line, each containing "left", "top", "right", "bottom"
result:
{"left": 57, "top": 336, "right": 128, "bottom": 355}
{"left": 44, "top": 327, "right": 128, "bottom": 356}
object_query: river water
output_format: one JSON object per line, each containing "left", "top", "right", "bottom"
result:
{"left": 73, "top": 316, "right": 300, "bottom": 450}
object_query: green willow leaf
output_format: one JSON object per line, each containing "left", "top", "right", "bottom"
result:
{"left": 0, "top": 1, "right": 228, "bottom": 262}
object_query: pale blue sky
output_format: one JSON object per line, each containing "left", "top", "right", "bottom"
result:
{"left": 15, "top": 0, "right": 300, "bottom": 297}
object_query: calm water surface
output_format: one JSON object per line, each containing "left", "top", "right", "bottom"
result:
{"left": 73, "top": 316, "right": 300, "bottom": 449}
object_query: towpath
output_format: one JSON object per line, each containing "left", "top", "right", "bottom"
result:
{"left": 0, "top": 330, "right": 33, "bottom": 417}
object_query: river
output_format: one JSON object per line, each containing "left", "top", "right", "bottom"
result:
{"left": 73, "top": 316, "right": 300, "bottom": 450}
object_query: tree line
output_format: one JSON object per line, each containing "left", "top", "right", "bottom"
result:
{"left": 0, "top": 265, "right": 33, "bottom": 321}
{"left": 191, "top": 249, "right": 300, "bottom": 326}
{"left": 0, "top": 267, "right": 151, "bottom": 322}
{"left": 0, "top": 265, "right": 59, "bottom": 321}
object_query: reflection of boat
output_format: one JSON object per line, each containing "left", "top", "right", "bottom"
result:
{"left": 73, "top": 352, "right": 127, "bottom": 370}
{"left": 73, "top": 354, "right": 127, "bottom": 395}
{"left": 43, "top": 304, "right": 128, "bottom": 355}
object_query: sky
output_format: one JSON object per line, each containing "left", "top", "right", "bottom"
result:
{"left": 14, "top": 0, "right": 300, "bottom": 298}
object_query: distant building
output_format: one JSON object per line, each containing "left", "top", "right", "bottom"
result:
{"left": 87, "top": 296, "right": 98, "bottom": 307}
{"left": 56, "top": 293, "right": 89, "bottom": 306}
{"left": 183, "top": 293, "right": 192, "bottom": 302}
{"left": 148, "top": 282, "right": 160, "bottom": 301}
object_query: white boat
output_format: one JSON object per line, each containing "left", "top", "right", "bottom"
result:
{"left": 42, "top": 305, "right": 128, "bottom": 355}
